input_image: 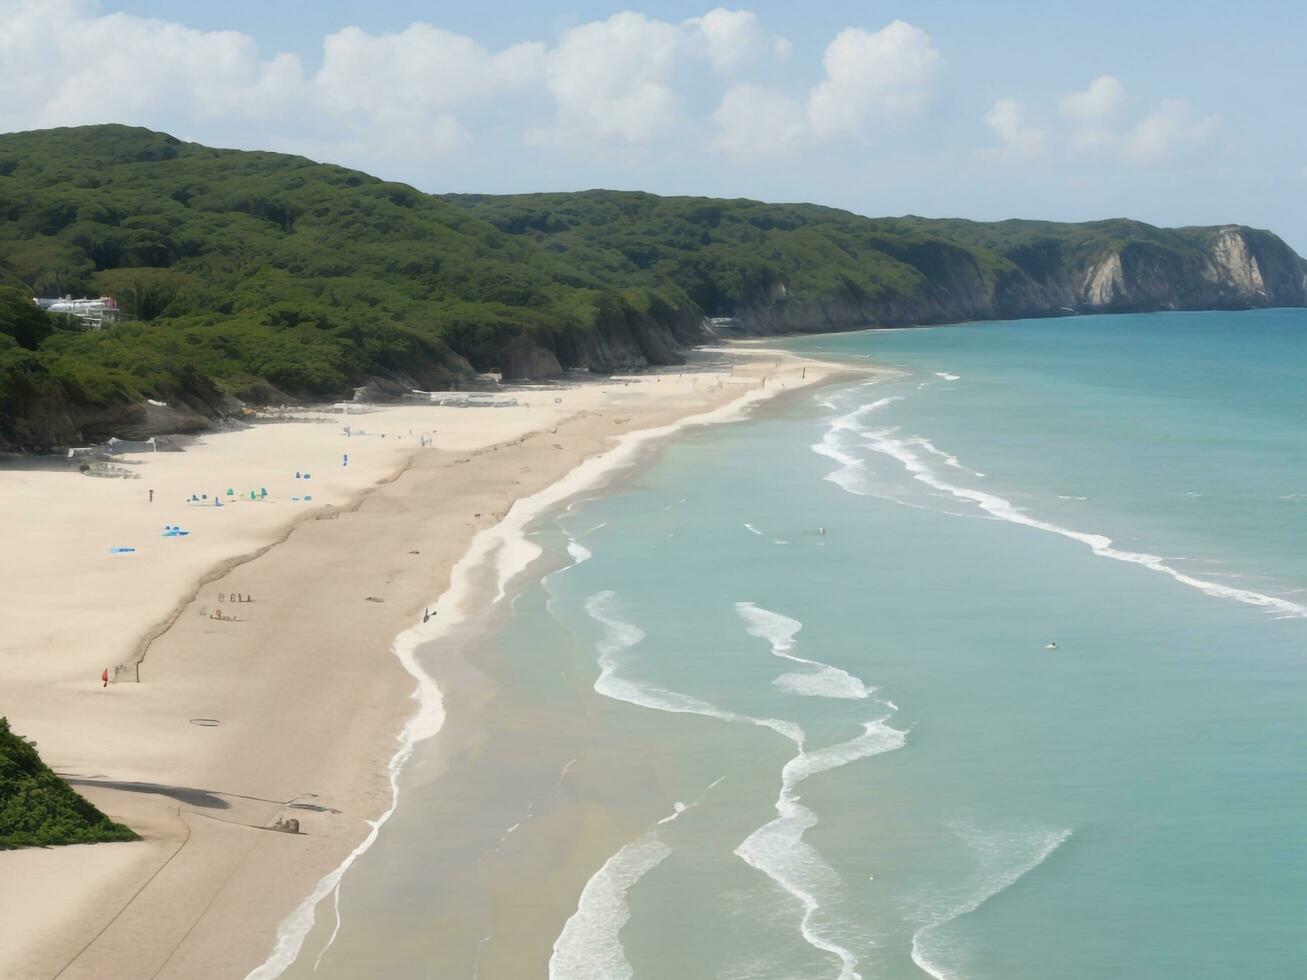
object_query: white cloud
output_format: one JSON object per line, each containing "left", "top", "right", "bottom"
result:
{"left": 0, "top": 5, "right": 942, "bottom": 168}
{"left": 315, "top": 25, "right": 543, "bottom": 118}
{"left": 711, "top": 84, "right": 807, "bottom": 160}
{"left": 0, "top": 0, "right": 543, "bottom": 163}
{"left": 0, "top": 0, "right": 301, "bottom": 130}
{"left": 1057, "top": 76, "right": 1216, "bottom": 164}
{"left": 525, "top": 12, "right": 687, "bottom": 150}
{"left": 529, "top": 9, "right": 795, "bottom": 153}
{"left": 687, "top": 8, "right": 790, "bottom": 73}
{"left": 1060, "top": 75, "right": 1125, "bottom": 120}
{"left": 1121, "top": 98, "right": 1218, "bottom": 163}
{"left": 806, "top": 20, "right": 940, "bottom": 139}
{"left": 0, "top": 5, "right": 941, "bottom": 168}
{"left": 0, "top": 4, "right": 807, "bottom": 163}
{"left": 981, "top": 97, "right": 1044, "bottom": 160}
{"left": 705, "top": 19, "right": 940, "bottom": 163}
{"left": 1061, "top": 94, "right": 1217, "bottom": 165}
{"left": 308, "top": 24, "right": 543, "bottom": 161}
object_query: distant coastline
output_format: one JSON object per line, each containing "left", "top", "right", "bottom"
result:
{"left": 4, "top": 124, "right": 1304, "bottom": 453}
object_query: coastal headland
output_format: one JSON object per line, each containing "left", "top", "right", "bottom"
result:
{"left": 0, "top": 347, "right": 853, "bottom": 979}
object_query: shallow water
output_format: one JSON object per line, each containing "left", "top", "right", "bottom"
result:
{"left": 288, "top": 309, "right": 1307, "bottom": 979}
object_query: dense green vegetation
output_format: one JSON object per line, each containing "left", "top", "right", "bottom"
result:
{"left": 0, "top": 127, "right": 700, "bottom": 413}
{"left": 446, "top": 194, "right": 1307, "bottom": 327}
{"left": 447, "top": 191, "right": 1004, "bottom": 312}
{"left": 1, "top": 124, "right": 1302, "bottom": 448}
{"left": 0, "top": 717, "right": 137, "bottom": 849}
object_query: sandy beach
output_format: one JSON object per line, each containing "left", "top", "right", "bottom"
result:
{"left": 0, "top": 347, "right": 844, "bottom": 980}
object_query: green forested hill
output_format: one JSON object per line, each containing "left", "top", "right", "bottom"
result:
{"left": 1, "top": 124, "right": 1304, "bottom": 449}
{"left": 0, "top": 125, "right": 705, "bottom": 449}
{"left": 446, "top": 193, "right": 1307, "bottom": 331}
{"left": 0, "top": 717, "right": 136, "bottom": 849}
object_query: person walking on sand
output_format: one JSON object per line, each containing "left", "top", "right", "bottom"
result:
{"left": 148, "top": 488, "right": 154, "bottom": 503}
{"left": 101, "top": 667, "right": 109, "bottom": 688}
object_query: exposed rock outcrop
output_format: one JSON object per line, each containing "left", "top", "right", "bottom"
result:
{"left": 724, "top": 226, "right": 1307, "bottom": 335}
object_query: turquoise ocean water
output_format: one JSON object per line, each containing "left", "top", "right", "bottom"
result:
{"left": 292, "top": 310, "right": 1307, "bottom": 980}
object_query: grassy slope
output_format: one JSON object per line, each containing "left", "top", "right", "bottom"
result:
{"left": 0, "top": 717, "right": 137, "bottom": 849}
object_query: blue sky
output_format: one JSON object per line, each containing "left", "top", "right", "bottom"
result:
{"left": 6, "top": 1, "right": 1306, "bottom": 250}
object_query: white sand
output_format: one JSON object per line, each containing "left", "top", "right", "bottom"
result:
{"left": 0, "top": 349, "right": 851, "bottom": 979}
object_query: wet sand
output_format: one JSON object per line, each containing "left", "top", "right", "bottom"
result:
{"left": 0, "top": 349, "right": 842, "bottom": 979}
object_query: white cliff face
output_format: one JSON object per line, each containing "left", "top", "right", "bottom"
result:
{"left": 1080, "top": 251, "right": 1125, "bottom": 307}
{"left": 1209, "top": 228, "right": 1266, "bottom": 297}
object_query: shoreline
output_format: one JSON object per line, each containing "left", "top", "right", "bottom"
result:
{"left": 0, "top": 348, "right": 860, "bottom": 980}
{"left": 250, "top": 369, "right": 833, "bottom": 978}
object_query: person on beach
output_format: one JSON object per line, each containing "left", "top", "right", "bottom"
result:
{"left": 101, "top": 667, "right": 108, "bottom": 688}
{"left": 148, "top": 488, "right": 154, "bottom": 503}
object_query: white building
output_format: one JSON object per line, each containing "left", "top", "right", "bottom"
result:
{"left": 33, "top": 295, "right": 120, "bottom": 330}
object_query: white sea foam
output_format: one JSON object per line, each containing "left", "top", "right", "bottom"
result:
{"left": 910, "top": 826, "right": 1072, "bottom": 980}
{"left": 727, "top": 599, "right": 905, "bottom": 977}
{"left": 742, "top": 521, "right": 789, "bottom": 546}
{"left": 811, "top": 398, "right": 903, "bottom": 497}
{"left": 736, "top": 601, "right": 870, "bottom": 700}
{"left": 246, "top": 572, "right": 450, "bottom": 979}
{"left": 657, "top": 802, "right": 688, "bottom": 825}
{"left": 583, "top": 593, "right": 898, "bottom": 975}
{"left": 657, "top": 774, "right": 728, "bottom": 826}
{"left": 934, "top": 372, "right": 961, "bottom": 381}
{"left": 773, "top": 672, "right": 864, "bottom": 699}
{"left": 817, "top": 401, "right": 1307, "bottom": 620}
{"left": 248, "top": 382, "right": 792, "bottom": 979}
{"left": 584, "top": 592, "right": 802, "bottom": 743}
{"left": 477, "top": 382, "right": 795, "bottom": 604}
{"left": 549, "top": 831, "right": 672, "bottom": 980}
{"left": 543, "top": 535, "right": 594, "bottom": 589}
{"left": 558, "top": 757, "right": 577, "bottom": 785}
{"left": 906, "top": 436, "right": 981, "bottom": 476}
{"left": 551, "top": 767, "right": 729, "bottom": 980}
{"left": 735, "top": 718, "right": 908, "bottom": 980}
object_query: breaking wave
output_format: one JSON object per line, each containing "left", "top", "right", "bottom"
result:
{"left": 736, "top": 601, "right": 870, "bottom": 700}
{"left": 815, "top": 396, "right": 1307, "bottom": 620}
{"left": 735, "top": 717, "right": 908, "bottom": 980}
{"left": 549, "top": 831, "right": 672, "bottom": 980}
{"left": 580, "top": 592, "right": 906, "bottom": 979}
{"left": 910, "top": 825, "right": 1072, "bottom": 980}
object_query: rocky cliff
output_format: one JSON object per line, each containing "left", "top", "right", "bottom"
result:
{"left": 723, "top": 225, "right": 1307, "bottom": 335}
